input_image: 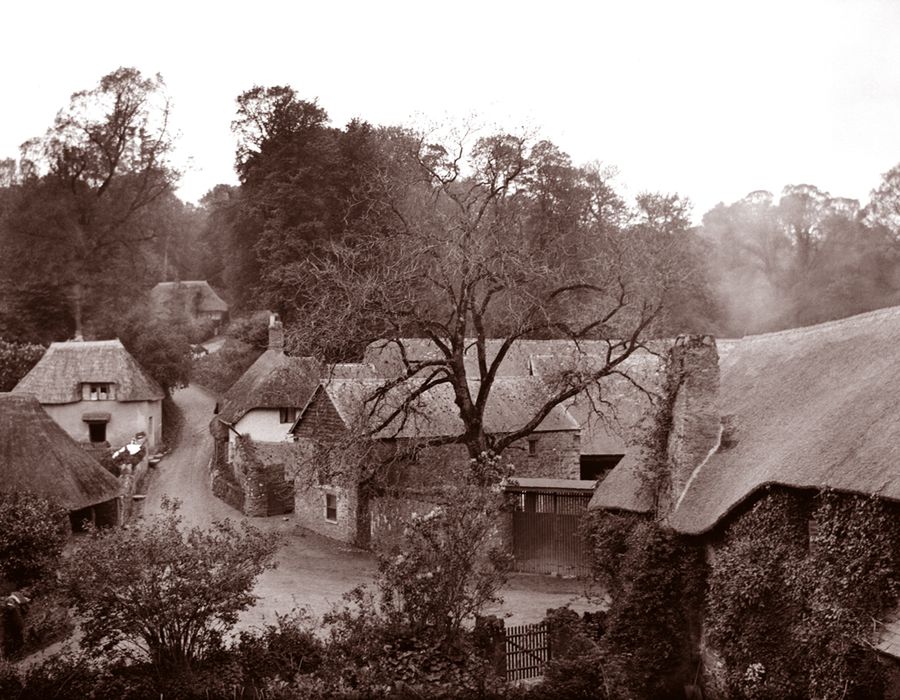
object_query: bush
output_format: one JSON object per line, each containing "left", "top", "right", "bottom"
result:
{"left": 0, "top": 493, "right": 67, "bottom": 587}
{"left": 192, "top": 337, "right": 261, "bottom": 395}
{"left": 160, "top": 394, "right": 184, "bottom": 452}
{"left": 60, "top": 498, "right": 279, "bottom": 670}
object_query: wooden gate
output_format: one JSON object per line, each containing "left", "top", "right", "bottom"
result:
{"left": 505, "top": 622, "right": 551, "bottom": 681}
{"left": 511, "top": 490, "right": 591, "bottom": 576}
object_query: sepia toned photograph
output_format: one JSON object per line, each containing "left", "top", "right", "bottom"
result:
{"left": 1, "top": 1, "right": 899, "bottom": 697}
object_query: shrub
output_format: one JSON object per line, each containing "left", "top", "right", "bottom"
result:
{"left": 0, "top": 493, "right": 67, "bottom": 587}
{"left": 191, "top": 338, "right": 261, "bottom": 395}
{"left": 60, "top": 498, "right": 278, "bottom": 670}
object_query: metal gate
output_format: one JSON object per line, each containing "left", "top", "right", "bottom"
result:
{"left": 511, "top": 491, "right": 591, "bottom": 576}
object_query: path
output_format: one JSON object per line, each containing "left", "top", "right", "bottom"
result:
{"left": 141, "top": 385, "right": 597, "bottom": 632}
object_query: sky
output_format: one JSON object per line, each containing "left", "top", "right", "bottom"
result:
{"left": 3, "top": 0, "right": 900, "bottom": 221}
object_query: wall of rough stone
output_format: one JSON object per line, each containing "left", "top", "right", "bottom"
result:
{"left": 294, "top": 481, "right": 359, "bottom": 543}
{"left": 666, "top": 335, "right": 721, "bottom": 512}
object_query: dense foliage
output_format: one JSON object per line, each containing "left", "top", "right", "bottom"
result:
{"left": 191, "top": 337, "right": 261, "bottom": 395}
{"left": 0, "top": 492, "right": 67, "bottom": 587}
{"left": 60, "top": 499, "right": 278, "bottom": 669}
{"left": 117, "top": 313, "right": 193, "bottom": 395}
{"left": 706, "top": 488, "right": 900, "bottom": 699}
{"left": 584, "top": 512, "right": 706, "bottom": 699}
{"left": 0, "top": 339, "right": 44, "bottom": 391}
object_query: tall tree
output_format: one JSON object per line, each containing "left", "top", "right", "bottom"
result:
{"left": 1, "top": 68, "right": 178, "bottom": 338}
{"left": 286, "top": 128, "right": 689, "bottom": 462}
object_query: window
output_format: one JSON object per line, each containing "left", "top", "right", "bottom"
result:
{"left": 325, "top": 493, "right": 338, "bottom": 522}
{"left": 89, "top": 383, "right": 111, "bottom": 401}
{"left": 528, "top": 438, "right": 538, "bottom": 457}
{"left": 279, "top": 407, "right": 297, "bottom": 424}
{"left": 88, "top": 422, "right": 107, "bottom": 443}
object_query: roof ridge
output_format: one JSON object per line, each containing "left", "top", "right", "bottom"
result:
{"left": 719, "top": 304, "right": 900, "bottom": 345}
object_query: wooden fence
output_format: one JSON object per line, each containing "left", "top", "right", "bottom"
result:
{"left": 504, "top": 621, "right": 551, "bottom": 681}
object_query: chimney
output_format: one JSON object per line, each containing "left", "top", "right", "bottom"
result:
{"left": 268, "top": 313, "right": 284, "bottom": 353}
{"left": 663, "top": 334, "right": 721, "bottom": 515}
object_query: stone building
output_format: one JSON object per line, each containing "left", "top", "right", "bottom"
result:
{"left": 211, "top": 316, "right": 320, "bottom": 516}
{"left": 149, "top": 280, "right": 229, "bottom": 334}
{"left": 290, "top": 375, "right": 581, "bottom": 547}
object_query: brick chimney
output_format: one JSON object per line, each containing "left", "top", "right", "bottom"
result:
{"left": 663, "top": 334, "right": 721, "bottom": 515}
{"left": 268, "top": 313, "right": 284, "bottom": 353}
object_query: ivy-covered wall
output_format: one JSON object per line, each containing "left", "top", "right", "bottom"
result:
{"left": 586, "top": 488, "right": 900, "bottom": 699}
{"left": 704, "top": 487, "right": 900, "bottom": 700}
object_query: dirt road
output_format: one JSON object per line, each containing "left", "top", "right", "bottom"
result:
{"left": 141, "top": 384, "right": 596, "bottom": 631}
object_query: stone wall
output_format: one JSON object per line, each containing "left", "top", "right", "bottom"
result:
{"left": 294, "top": 481, "right": 360, "bottom": 543}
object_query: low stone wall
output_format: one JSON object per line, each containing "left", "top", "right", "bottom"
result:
{"left": 211, "top": 468, "right": 245, "bottom": 511}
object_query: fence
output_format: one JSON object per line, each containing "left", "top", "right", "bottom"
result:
{"left": 504, "top": 621, "right": 551, "bottom": 681}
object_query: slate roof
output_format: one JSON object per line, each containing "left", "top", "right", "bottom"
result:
{"left": 591, "top": 305, "right": 900, "bottom": 533}
{"left": 363, "top": 337, "right": 669, "bottom": 379}
{"left": 298, "top": 377, "right": 579, "bottom": 439}
{"left": 217, "top": 349, "right": 322, "bottom": 425}
{"left": 0, "top": 393, "right": 121, "bottom": 510}
{"left": 363, "top": 338, "right": 662, "bottom": 451}
{"left": 13, "top": 340, "right": 164, "bottom": 404}
{"left": 150, "top": 280, "right": 229, "bottom": 314}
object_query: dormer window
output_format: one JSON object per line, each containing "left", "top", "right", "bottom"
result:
{"left": 279, "top": 407, "right": 297, "bottom": 424}
{"left": 86, "top": 383, "right": 112, "bottom": 401}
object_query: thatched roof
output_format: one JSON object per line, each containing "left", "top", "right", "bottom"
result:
{"left": 150, "top": 280, "right": 229, "bottom": 314}
{"left": 0, "top": 393, "right": 120, "bottom": 510}
{"left": 669, "top": 306, "right": 900, "bottom": 534}
{"left": 299, "top": 377, "right": 579, "bottom": 439}
{"left": 13, "top": 340, "right": 163, "bottom": 404}
{"left": 217, "top": 349, "right": 321, "bottom": 425}
{"left": 591, "top": 306, "right": 900, "bottom": 533}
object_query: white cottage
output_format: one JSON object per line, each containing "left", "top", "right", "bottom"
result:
{"left": 13, "top": 339, "right": 164, "bottom": 448}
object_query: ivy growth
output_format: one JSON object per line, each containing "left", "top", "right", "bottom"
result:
{"left": 705, "top": 487, "right": 900, "bottom": 699}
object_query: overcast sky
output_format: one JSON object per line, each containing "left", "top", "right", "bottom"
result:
{"left": 3, "top": 0, "right": 900, "bottom": 220}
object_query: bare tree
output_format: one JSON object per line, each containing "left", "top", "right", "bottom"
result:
{"left": 288, "top": 127, "right": 689, "bottom": 469}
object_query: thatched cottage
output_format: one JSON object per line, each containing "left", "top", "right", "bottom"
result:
{"left": 210, "top": 316, "right": 321, "bottom": 516}
{"left": 590, "top": 309, "right": 900, "bottom": 690}
{"left": 13, "top": 339, "right": 164, "bottom": 449}
{"left": 149, "top": 280, "right": 229, "bottom": 333}
{"left": 0, "top": 393, "right": 121, "bottom": 529}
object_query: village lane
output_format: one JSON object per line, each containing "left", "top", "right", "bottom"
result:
{"left": 142, "top": 384, "right": 236, "bottom": 525}
{"left": 141, "top": 383, "right": 595, "bottom": 630}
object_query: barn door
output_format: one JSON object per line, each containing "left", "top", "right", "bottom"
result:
{"left": 511, "top": 492, "right": 589, "bottom": 576}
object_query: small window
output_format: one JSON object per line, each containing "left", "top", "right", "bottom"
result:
{"left": 528, "top": 438, "right": 538, "bottom": 457}
{"left": 89, "top": 422, "right": 107, "bottom": 443}
{"left": 325, "top": 493, "right": 338, "bottom": 522}
{"left": 279, "top": 407, "right": 297, "bottom": 424}
{"left": 89, "top": 383, "right": 111, "bottom": 401}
